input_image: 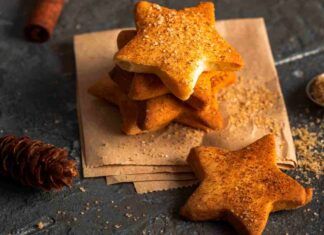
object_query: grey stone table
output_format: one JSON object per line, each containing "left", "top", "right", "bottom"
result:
{"left": 0, "top": 0, "right": 323, "bottom": 234}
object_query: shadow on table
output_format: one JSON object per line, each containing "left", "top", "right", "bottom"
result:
{"left": 5, "top": 0, "right": 36, "bottom": 40}
{"left": 284, "top": 81, "right": 323, "bottom": 120}
{"left": 50, "top": 41, "right": 76, "bottom": 78}
{"left": 0, "top": 176, "right": 38, "bottom": 195}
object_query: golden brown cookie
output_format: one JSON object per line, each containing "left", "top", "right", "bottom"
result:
{"left": 115, "top": 29, "right": 215, "bottom": 110}
{"left": 88, "top": 77, "right": 144, "bottom": 135}
{"left": 175, "top": 115, "right": 210, "bottom": 132}
{"left": 88, "top": 77, "right": 211, "bottom": 133}
{"left": 130, "top": 72, "right": 169, "bottom": 100}
{"left": 114, "top": 1, "right": 243, "bottom": 100}
{"left": 136, "top": 95, "right": 183, "bottom": 131}
{"left": 114, "top": 30, "right": 237, "bottom": 110}
{"left": 110, "top": 65, "right": 218, "bottom": 110}
{"left": 137, "top": 92, "right": 223, "bottom": 132}
{"left": 116, "top": 29, "right": 137, "bottom": 49}
{"left": 180, "top": 134, "right": 313, "bottom": 235}
{"left": 211, "top": 71, "right": 237, "bottom": 93}
{"left": 109, "top": 66, "right": 168, "bottom": 101}
{"left": 109, "top": 66, "right": 134, "bottom": 94}
{"left": 136, "top": 67, "right": 236, "bottom": 131}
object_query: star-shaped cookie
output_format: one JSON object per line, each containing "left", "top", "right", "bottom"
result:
{"left": 137, "top": 93, "right": 223, "bottom": 132}
{"left": 114, "top": 1, "right": 243, "bottom": 100}
{"left": 88, "top": 77, "right": 144, "bottom": 135}
{"left": 110, "top": 65, "right": 235, "bottom": 111}
{"left": 136, "top": 68, "right": 236, "bottom": 131}
{"left": 180, "top": 134, "right": 313, "bottom": 235}
{"left": 88, "top": 77, "right": 213, "bottom": 134}
{"left": 113, "top": 29, "right": 236, "bottom": 110}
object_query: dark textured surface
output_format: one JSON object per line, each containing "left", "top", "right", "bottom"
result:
{"left": 0, "top": 0, "right": 323, "bottom": 234}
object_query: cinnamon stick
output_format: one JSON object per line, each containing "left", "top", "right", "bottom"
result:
{"left": 24, "top": 0, "right": 65, "bottom": 43}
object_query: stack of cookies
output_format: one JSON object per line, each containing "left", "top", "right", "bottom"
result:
{"left": 78, "top": 3, "right": 313, "bottom": 232}
{"left": 89, "top": 1, "right": 243, "bottom": 135}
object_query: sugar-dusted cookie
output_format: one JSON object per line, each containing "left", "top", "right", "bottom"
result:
{"left": 211, "top": 71, "right": 237, "bottom": 93}
{"left": 113, "top": 30, "right": 237, "bottom": 110}
{"left": 116, "top": 29, "right": 137, "bottom": 49}
{"left": 137, "top": 92, "right": 223, "bottom": 132}
{"left": 88, "top": 77, "right": 211, "bottom": 133}
{"left": 180, "top": 134, "right": 313, "bottom": 235}
{"left": 110, "top": 66, "right": 218, "bottom": 110}
{"left": 136, "top": 67, "right": 236, "bottom": 132}
{"left": 114, "top": 1, "right": 243, "bottom": 100}
{"left": 136, "top": 94, "right": 182, "bottom": 131}
{"left": 109, "top": 66, "right": 168, "bottom": 101}
{"left": 88, "top": 77, "right": 144, "bottom": 135}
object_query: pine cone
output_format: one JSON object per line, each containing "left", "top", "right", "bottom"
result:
{"left": 0, "top": 135, "right": 78, "bottom": 191}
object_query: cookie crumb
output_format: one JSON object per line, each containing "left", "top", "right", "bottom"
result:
{"left": 36, "top": 222, "right": 44, "bottom": 230}
{"left": 79, "top": 187, "right": 86, "bottom": 192}
{"left": 114, "top": 224, "right": 122, "bottom": 229}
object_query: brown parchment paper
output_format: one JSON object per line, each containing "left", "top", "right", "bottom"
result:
{"left": 82, "top": 155, "right": 191, "bottom": 177}
{"left": 204, "top": 18, "right": 296, "bottom": 169}
{"left": 75, "top": 29, "right": 204, "bottom": 167}
{"left": 78, "top": 94, "right": 192, "bottom": 177}
{"left": 75, "top": 18, "right": 296, "bottom": 179}
{"left": 106, "top": 173, "right": 195, "bottom": 185}
{"left": 134, "top": 180, "right": 199, "bottom": 194}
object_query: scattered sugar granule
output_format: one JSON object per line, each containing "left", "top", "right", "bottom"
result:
{"left": 292, "top": 125, "right": 323, "bottom": 176}
{"left": 79, "top": 187, "right": 86, "bottom": 192}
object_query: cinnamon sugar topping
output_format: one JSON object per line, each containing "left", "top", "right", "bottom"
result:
{"left": 218, "top": 76, "right": 281, "bottom": 135}
{"left": 292, "top": 124, "right": 323, "bottom": 176}
{"left": 116, "top": 2, "right": 243, "bottom": 100}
